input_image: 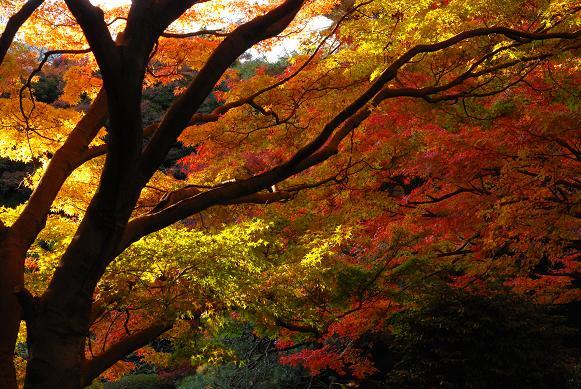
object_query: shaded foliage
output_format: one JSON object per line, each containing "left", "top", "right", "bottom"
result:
{"left": 31, "top": 72, "right": 64, "bottom": 104}
{"left": 102, "top": 374, "right": 174, "bottom": 389}
{"left": 0, "top": 158, "right": 32, "bottom": 207}
{"left": 386, "top": 288, "right": 577, "bottom": 388}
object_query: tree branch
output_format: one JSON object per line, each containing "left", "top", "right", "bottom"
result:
{"left": 81, "top": 320, "right": 174, "bottom": 385}
{"left": 116, "top": 27, "right": 579, "bottom": 252}
{"left": 77, "top": 6, "right": 352, "bottom": 164}
{"left": 63, "top": 0, "right": 119, "bottom": 83}
{"left": 10, "top": 89, "right": 108, "bottom": 251}
{"left": 139, "top": 0, "right": 306, "bottom": 180}
{"left": 275, "top": 318, "right": 320, "bottom": 337}
{"left": 0, "top": 0, "right": 44, "bottom": 65}
{"left": 161, "top": 29, "right": 228, "bottom": 38}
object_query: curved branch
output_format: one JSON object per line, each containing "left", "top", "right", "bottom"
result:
{"left": 78, "top": 6, "right": 355, "bottom": 164}
{"left": 140, "top": 0, "right": 306, "bottom": 180}
{"left": 117, "top": 27, "right": 579, "bottom": 252}
{"left": 161, "top": 29, "right": 228, "bottom": 38}
{"left": 275, "top": 318, "right": 321, "bottom": 337}
{"left": 10, "top": 89, "right": 108, "bottom": 251}
{"left": 63, "top": 0, "right": 119, "bottom": 82}
{"left": 0, "top": 0, "right": 44, "bottom": 65}
{"left": 19, "top": 48, "right": 92, "bottom": 133}
{"left": 81, "top": 320, "right": 174, "bottom": 385}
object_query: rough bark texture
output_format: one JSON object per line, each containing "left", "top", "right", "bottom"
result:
{"left": 0, "top": 232, "right": 26, "bottom": 389}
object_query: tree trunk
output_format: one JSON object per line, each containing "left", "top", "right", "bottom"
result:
{"left": 0, "top": 231, "right": 27, "bottom": 389}
{"left": 24, "top": 295, "right": 91, "bottom": 388}
{"left": 24, "top": 332, "right": 85, "bottom": 388}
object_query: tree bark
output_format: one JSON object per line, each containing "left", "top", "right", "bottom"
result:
{"left": 19, "top": 2, "right": 308, "bottom": 384}
{"left": 0, "top": 2, "right": 46, "bottom": 386}
{"left": 0, "top": 231, "right": 25, "bottom": 389}
{"left": 0, "top": 90, "right": 107, "bottom": 389}
{"left": 3, "top": 14, "right": 575, "bottom": 386}
{"left": 23, "top": 312, "right": 87, "bottom": 389}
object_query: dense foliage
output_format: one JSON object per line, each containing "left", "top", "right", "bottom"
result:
{"left": 387, "top": 288, "right": 576, "bottom": 388}
{"left": 0, "top": 0, "right": 579, "bottom": 387}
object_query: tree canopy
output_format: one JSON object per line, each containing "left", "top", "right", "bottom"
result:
{"left": 0, "top": 0, "right": 579, "bottom": 387}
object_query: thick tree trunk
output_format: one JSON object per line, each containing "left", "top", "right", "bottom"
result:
{"left": 0, "top": 3, "right": 45, "bottom": 386}
{"left": 3, "top": 1, "right": 307, "bottom": 387}
{"left": 0, "top": 89, "right": 107, "bottom": 388}
{"left": 23, "top": 293, "right": 92, "bottom": 389}
{"left": 24, "top": 328, "right": 85, "bottom": 388}
{"left": 0, "top": 231, "right": 27, "bottom": 389}
{"left": 0, "top": 90, "right": 107, "bottom": 388}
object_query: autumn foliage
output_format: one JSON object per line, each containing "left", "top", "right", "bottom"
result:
{"left": 0, "top": 0, "right": 579, "bottom": 387}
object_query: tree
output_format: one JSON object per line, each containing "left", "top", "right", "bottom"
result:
{"left": 0, "top": 0, "right": 578, "bottom": 387}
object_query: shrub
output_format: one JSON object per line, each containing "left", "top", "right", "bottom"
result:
{"left": 103, "top": 374, "right": 174, "bottom": 389}
{"left": 387, "top": 288, "right": 576, "bottom": 388}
